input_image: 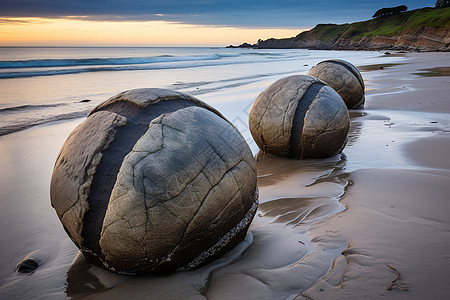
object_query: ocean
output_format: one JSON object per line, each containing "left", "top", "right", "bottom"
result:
{"left": 0, "top": 47, "right": 402, "bottom": 141}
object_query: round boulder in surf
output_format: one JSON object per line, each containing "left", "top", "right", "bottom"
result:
{"left": 50, "top": 88, "right": 258, "bottom": 275}
{"left": 307, "top": 59, "right": 365, "bottom": 109}
{"left": 249, "top": 75, "right": 350, "bottom": 159}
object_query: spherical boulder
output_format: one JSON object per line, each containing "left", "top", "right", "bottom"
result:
{"left": 249, "top": 75, "right": 349, "bottom": 159}
{"left": 51, "top": 88, "right": 258, "bottom": 275}
{"left": 307, "top": 59, "right": 365, "bottom": 109}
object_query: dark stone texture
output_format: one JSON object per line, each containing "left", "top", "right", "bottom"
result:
{"left": 289, "top": 82, "right": 325, "bottom": 158}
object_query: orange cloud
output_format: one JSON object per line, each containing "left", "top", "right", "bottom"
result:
{"left": 0, "top": 17, "right": 306, "bottom": 46}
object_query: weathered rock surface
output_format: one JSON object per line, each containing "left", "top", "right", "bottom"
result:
{"left": 256, "top": 26, "right": 450, "bottom": 51}
{"left": 337, "top": 27, "right": 450, "bottom": 51}
{"left": 307, "top": 60, "right": 365, "bottom": 109}
{"left": 51, "top": 88, "right": 258, "bottom": 275}
{"left": 249, "top": 75, "right": 350, "bottom": 159}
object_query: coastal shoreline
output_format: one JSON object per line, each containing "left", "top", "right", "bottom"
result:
{"left": 226, "top": 43, "right": 450, "bottom": 52}
{"left": 0, "top": 51, "right": 449, "bottom": 299}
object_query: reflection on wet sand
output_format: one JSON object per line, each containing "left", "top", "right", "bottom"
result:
{"left": 256, "top": 151, "right": 348, "bottom": 188}
{"left": 347, "top": 111, "right": 391, "bottom": 146}
{"left": 256, "top": 152, "right": 349, "bottom": 230}
{"left": 66, "top": 233, "right": 254, "bottom": 299}
{"left": 347, "top": 121, "right": 362, "bottom": 147}
{"left": 66, "top": 253, "right": 109, "bottom": 298}
{"left": 412, "top": 66, "right": 450, "bottom": 77}
{"left": 358, "top": 63, "right": 405, "bottom": 72}
{"left": 259, "top": 196, "right": 336, "bottom": 226}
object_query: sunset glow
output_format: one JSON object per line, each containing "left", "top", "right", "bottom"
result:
{"left": 0, "top": 17, "right": 306, "bottom": 46}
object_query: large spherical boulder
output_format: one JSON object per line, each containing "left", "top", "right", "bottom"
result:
{"left": 307, "top": 59, "right": 365, "bottom": 109}
{"left": 249, "top": 75, "right": 349, "bottom": 159}
{"left": 51, "top": 88, "right": 258, "bottom": 275}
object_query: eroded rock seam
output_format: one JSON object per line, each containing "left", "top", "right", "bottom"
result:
{"left": 289, "top": 83, "right": 325, "bottom": 159}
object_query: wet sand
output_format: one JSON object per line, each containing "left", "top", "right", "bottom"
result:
{"left": 302, "top": 168, "right": 450, "bottom": 299}
{"left": 302, "top": 52, "right": 450, "bottom": 299}
{"left": 0, "top": 52, "right": 449, "bottom": 299}
{"left": 89, "top": 52, "right": 450, "bottom": 299}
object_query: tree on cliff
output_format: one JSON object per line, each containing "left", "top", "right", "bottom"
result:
{"left": 435, "top": 0, "right": 449, "bottom": 8}
{"left": 372, "top": 5, "right": 408, "bottom": 18}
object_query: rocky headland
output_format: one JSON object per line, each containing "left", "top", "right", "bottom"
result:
{"left": 228, "top": 7, "right": 450, "bottom": 51}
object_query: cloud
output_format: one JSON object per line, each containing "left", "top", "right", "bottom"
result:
{"left": 0, "top": 0, "right": 434, "bottom": 27}
{"left": 0, "top": 18, "right": 50, "bottom": 25}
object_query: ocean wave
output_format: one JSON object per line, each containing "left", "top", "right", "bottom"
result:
{"left": 0, "top": 57, "right": 279, "bottom": 79}
{"left": 0, "top": 110, "right": 90, "bottom": 136}
{"left": 0, "top": 53, "right": 240, "bottom": 69}
{"left": 0, "top": 99, "right": 97, "bottom": 136}
{"left": 0, "top": 69, "right": 91, "bottom": 79}
{"left": 0, "top": 103, "right": 68, "bottom": 113}
{"left": 0, "top": 51, "right": 298, "bottom": 79}
{"left": 241, "top": 52, "right": 284, "bottom": 56}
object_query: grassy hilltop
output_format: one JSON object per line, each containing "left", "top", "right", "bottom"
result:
{"left": 245, "top": 7, "right": 450, "bottom": 51}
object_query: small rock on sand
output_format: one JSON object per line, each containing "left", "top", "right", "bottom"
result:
{"left": 16, "top": 258, "right": 38, "bottom": 273}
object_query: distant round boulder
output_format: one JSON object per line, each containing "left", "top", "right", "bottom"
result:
{"left": 51, "top": 88, "right": 258, "bottom": 275}
{"left": 249, "top": 75, "right": 349, "bottom": 159}
{"left": 307, "top": 59, "right": 365, "bottom": 109}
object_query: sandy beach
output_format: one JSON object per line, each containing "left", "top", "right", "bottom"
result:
{"left": 0, "top": 51, "right": 449, "bottom": 299}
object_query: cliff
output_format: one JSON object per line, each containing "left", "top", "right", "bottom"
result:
{"left": 236, "top": 7, "right": 450, "bottom": 51}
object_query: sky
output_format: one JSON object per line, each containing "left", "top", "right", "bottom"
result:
{"left": 0, "top": 0, "right": 435, "bottom": 46}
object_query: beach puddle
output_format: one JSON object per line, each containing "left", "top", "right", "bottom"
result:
{"left": 256, "top": 152, "right": 348, "bottom": 228}
{"left": 412, "top": 66, "right": 450, "bottom": 77}
{"left": 259, "top": 196, "right": 340, "bottom": 226}
{"left": 382, "top": 52, "right": 407, "bottom": 57}
{"left": 358, "top": 63, "right": 404, "bottom": 72}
